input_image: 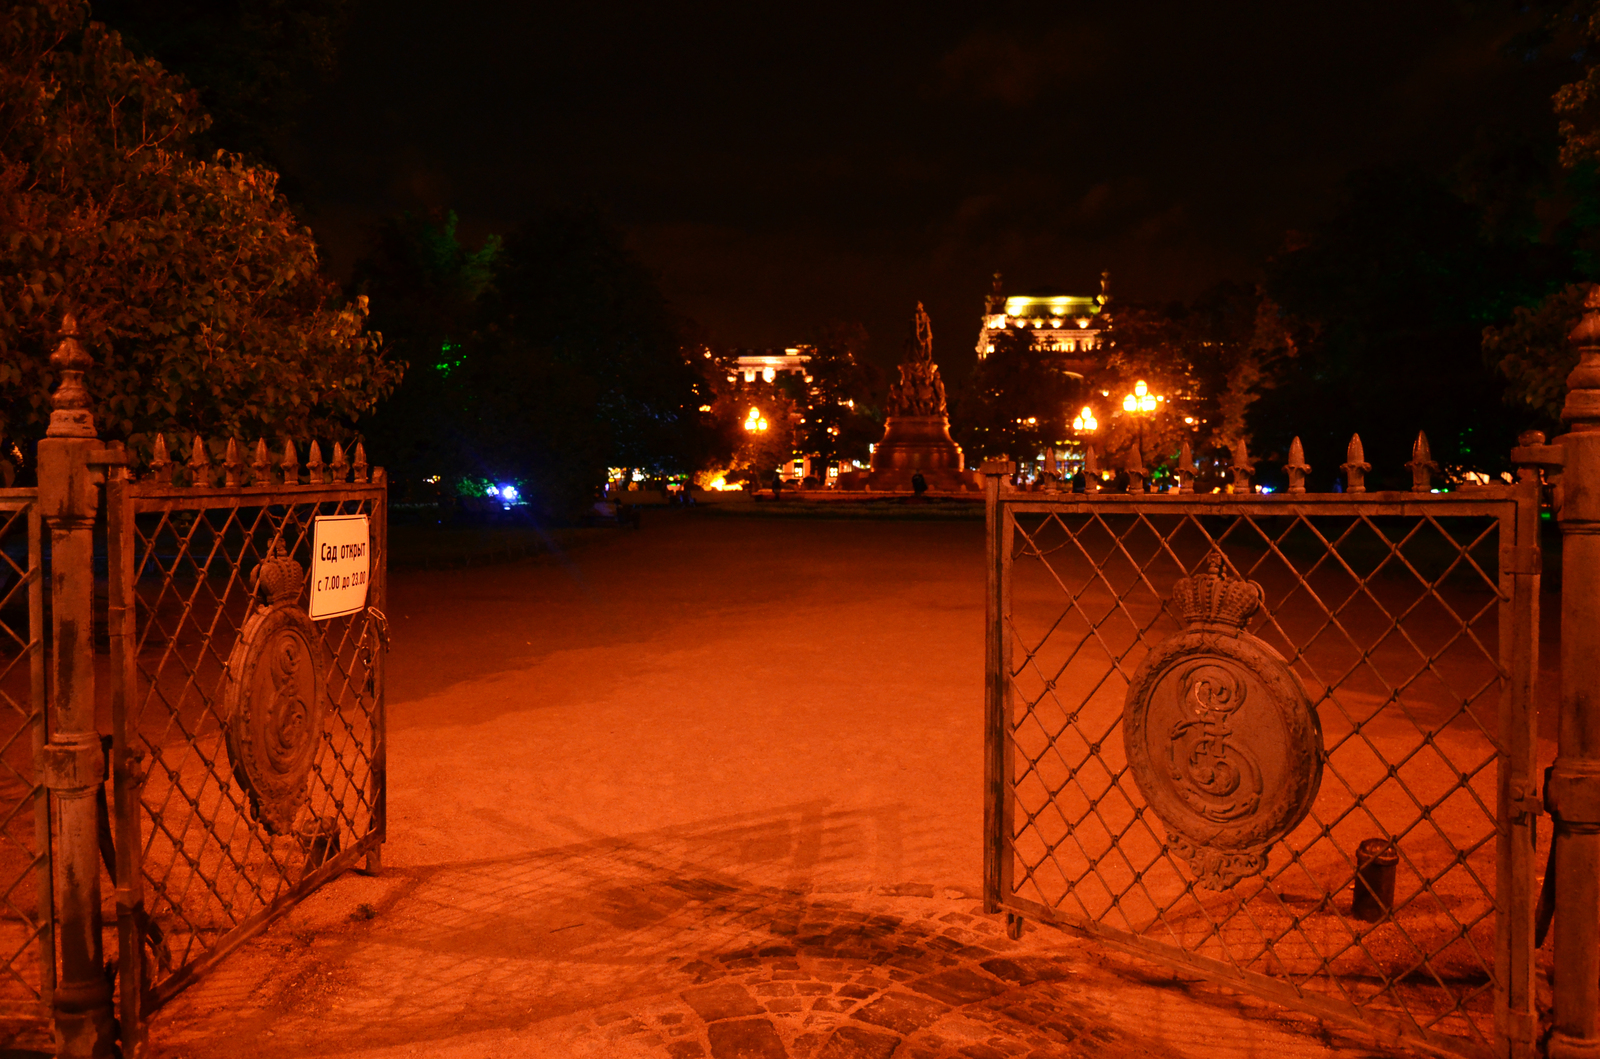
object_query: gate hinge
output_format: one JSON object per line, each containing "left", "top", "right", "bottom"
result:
{"left": 1499, "top": 545, "right": 1542, "bottom": 576}
{"left": 1545, "top": 761, "right": 1600, "bottom": 829}
{"left": 41, "top": 736, "right": 106, "bottom": 792}
{"left": 1510, "top": 440, "right": 1566, "bottom": 469}
{"left": 1509, "top": 779, "right": 1542, "bottom": 824}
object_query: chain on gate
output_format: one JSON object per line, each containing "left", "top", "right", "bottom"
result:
{"left": 982, "top": 438, "right": 1542, "bottom": 1059}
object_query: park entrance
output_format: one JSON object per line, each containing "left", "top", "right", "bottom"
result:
{"left": 981, "top": 463, "right": 1544, "bottom": 1059}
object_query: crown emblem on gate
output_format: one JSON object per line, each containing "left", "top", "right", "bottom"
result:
{"left": 1171, "top": 554, "right": 1262, "bottom": 630}
{"left": 251, "top": 539, "right": 304, "bottom": 606}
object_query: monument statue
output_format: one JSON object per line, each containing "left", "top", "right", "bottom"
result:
{"left": 838, "top": 302, "right": 978, "bottom": 492}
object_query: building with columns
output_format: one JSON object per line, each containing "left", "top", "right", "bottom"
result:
{"left": 975, "top": 271, "right": 1110, "bottom": 379}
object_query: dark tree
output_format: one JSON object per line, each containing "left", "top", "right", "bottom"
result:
{"left": 352, "top": 210, "right": 499, "bottom": 491}
{"left": 1252, "top": 169, "right": 1538, "bottom": 488}
{"left": 954, "top": 327, "right": 1079, "bottom": 467}
{"left": 91, "top": 0, "right": 352, "bottom": 169}
{"left": 0, "top": 0, "right": 393, "bottom": 469}
{"left": 797, "top": 321, "right": 881, "bottom": 470}
{"left": 464, "top": 206, "right": 717, "bottom": 513}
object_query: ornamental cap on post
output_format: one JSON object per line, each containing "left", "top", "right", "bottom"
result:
{"left": 1563, "top": 284, "right": 1600, "bottom": 431}
{"left": 47, "top": 314, "right": 96, "bottom": 438}
{"left": 1126, "top": 439, "right": 1147, "bottom": 494}
{"left": 1176, "top": 440, "right": 1196, "bottom": 495}
{"left": 150, "top": 432, "right": 172, "bottom": 485}
{"left": 1407, "top": 431, "right": 1439, "bottom": 493}
{"left": 1286, "top": 437, "right": 1311, "bottom": 494}
{"left": 1341, "top": 433, "right": 1370, "bottom": 494}
{"left": 188, "top": 434, "right": 211, "bottom": 487}
{"left": 1230, "top": 439, "right": 1254, "bottom": 492}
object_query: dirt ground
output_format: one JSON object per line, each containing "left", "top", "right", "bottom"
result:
{"left": 139, "top": 509, "right": 1505, "bottom": 1059}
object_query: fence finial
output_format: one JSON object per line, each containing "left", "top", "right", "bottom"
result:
{"left": 1342, "top": 433, "right": 1370, "bottom": 493}
{"left": 47, "top": 314, "right": 97, "bottom": 438}
{"left": 1230, "top": 438, "right": 1254, "bottom": 493}
{"left": 252, "top": 438, "right": 270, "bottom": 484}
{"left": 353, "top": 441, "right": 369, "bottom": 483}
{"left": 280, "top": 438, "right": 299, "bottom": 487}
{"left": 1126, "top": 440, "right": 1147, "bottom": 494}
{"left": 224, "top": 437, "right": 243, "bottom": 487}
{"left": 331, "top": 441, "right": 349, "bottom": 483}
{"left": 1177, "top": 440, "right": 1196, "bottom": 494}
{"left": 1083, "top": 444, "right": 1101, "bottom": 494}
{"left": 307, "top": 441, "right": 325, "bottom": 484}
{"left": 1286, "top": 437, "right": 1311, "bottom": 494}
{"left": 1563, "top": 283, "right": 1600, "bottom": 430}
{"left": 188, "top": 434, "right": 211, "bottom": 487}
{"left": 1407, "top": 431, "right": 1439, "bottom": 492}
{"left": 150, "top": 432, "right": 172, "bottom": 485}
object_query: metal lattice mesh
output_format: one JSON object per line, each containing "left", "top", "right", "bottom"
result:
{"left": 0, "top": 498, "right": 47, "bottom": 1029}
{"left": 128, "top": 496, "right": 380, "bottom": 990}
{"left": 1004, "top": 508, "right": 1509, "bottom": 1055}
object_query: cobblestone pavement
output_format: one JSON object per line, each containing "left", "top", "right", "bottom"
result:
{"left": 146, "top": 841, "right": 1393, "bottom": 1059}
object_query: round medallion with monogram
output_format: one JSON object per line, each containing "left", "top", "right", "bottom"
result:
{"left": 1123, "top": 554, "right": 1324, "bottom": 889}
{"left": 223, "top": 541, "right": 325, "bottom": 835}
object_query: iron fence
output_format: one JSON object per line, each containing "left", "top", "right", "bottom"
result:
{"left": 983, "top": 472, "right": 1542, "bottom": 1059}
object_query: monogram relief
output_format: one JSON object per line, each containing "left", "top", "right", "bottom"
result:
{"left": 1123, "top": 555, "right": 1324, "bottom": 890}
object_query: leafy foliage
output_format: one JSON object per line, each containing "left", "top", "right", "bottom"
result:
{"left": 92, "top": 0, "right": 352, "bottom": 170}
{"left": 0, "top": 0, "right": 395, "bottom": 462}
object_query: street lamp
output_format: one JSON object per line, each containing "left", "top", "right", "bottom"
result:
{"left": 744, "top": 407, "right": 768, "bottom": 432}
{"left": 1119, "top": 379, "right": 1162, "bottom": 464}
{"left": 1071, "top": 406, "right": 1098, "bottom": 432}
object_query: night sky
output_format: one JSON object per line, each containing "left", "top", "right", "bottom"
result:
{"left": 283, "top": 1, "right": 1569, "bottom": 371}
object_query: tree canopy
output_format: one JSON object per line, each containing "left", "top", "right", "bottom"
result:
{"left": 0, "top": 0, "right": 394, "bottom": 466}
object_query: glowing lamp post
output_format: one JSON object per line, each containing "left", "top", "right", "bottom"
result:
{"left": 1072, "top": 406, "right": 1098, "bottom": 432}
{"left": 1120, "top": 379, "right": 1162, "bottom": 462}
{"left": 744, "top": 407, "right": 768, "bottom": 432}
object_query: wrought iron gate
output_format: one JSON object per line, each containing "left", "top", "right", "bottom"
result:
{"left": 107, "top": 441, "right": 388, "bottom": 1053}
{"left": 3, "top": 319, "right": 389, "bottom": 1058}
{"left": 0, "top": 491, "right": 50, "bottom": 1047}
{"left": 982, "top": 456, "right": 1542, "bottom": 1059}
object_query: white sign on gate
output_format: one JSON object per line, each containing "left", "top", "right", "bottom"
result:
{"left": 310, "top": 514, "right": 370, "bottom": 620}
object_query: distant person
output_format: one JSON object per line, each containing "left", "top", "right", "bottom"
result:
{"left": 772, "top": 473, "right": 784, "bottom": 500}
{"left": 911, "top": 471, "right": 928, "bottom": 497}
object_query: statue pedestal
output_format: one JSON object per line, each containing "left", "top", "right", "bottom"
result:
{"left": 841, "top": 415, "right": 979, "bottom": 491}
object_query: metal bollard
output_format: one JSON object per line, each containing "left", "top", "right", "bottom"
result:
{"left": 1351, "top": 838, "right": 1398, "bottom": 922}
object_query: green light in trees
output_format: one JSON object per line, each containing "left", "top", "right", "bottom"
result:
{"left": 435, "top": 341, "right": 465, "bottom": 376}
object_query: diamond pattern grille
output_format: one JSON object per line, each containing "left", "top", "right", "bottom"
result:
{"left": 999, "top": 504, "right": 1516, "bottom": 1056}
{"left": 124, "top": 493, "right": 382, "bottom": 996}
{"left": 0, "top": 497, "right": 47, "bottom": 1030}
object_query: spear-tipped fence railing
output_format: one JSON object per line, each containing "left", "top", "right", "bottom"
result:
{"left": 982, "top": 428, "right": 1545, "bottom": 1059}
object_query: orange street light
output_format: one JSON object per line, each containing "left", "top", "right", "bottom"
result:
{"left": 744, "top": 408, "right": 768, "bottom": 432}
{"left": 1072, "top": 406, "right": 1098, "bottom": 432}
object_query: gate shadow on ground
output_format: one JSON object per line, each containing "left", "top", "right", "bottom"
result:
{"left": 149, "top": 803, "right": 1400, "bottom": 1059}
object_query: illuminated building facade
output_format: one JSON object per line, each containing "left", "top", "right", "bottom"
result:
{"left": 731, "top": 347, "right": 810, "bottom": 385}
{"left": 975, "top": 271, "right": 1110, "bottom": 379}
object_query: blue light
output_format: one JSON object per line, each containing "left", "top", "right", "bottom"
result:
{"left": 1259, "top": 485, "right": 1274, "bottom": 494}
{"left": 486, "top": 485, "right": 501, "bottom": 497}
{"left": 499, "top": 484, "right": 519, "bottom": 502}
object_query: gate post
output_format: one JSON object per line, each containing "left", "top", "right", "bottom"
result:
{"left": 37, "top": 318, "right": 116, "bottom": 1058}
{"left": 1550, "top": 288, "right": 1600, "bottom": 1059}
